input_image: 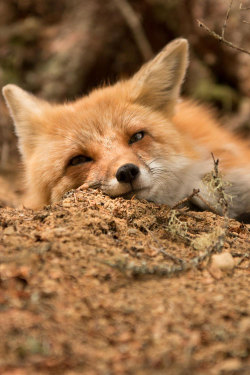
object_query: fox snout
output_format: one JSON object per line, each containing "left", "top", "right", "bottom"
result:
{"left": 116, "top": 163, "right": 140, "bottom": 183}
{"left": 102, "top": 160, "right": 150, "bottom": 199}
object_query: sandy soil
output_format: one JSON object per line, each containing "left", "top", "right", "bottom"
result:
{"left": 0, "top": 184, "right": 249, "bottom": 375}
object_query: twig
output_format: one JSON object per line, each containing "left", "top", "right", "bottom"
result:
{"left": 222, "top": 0, "right": 234, "bottom": 38}
{"left": 211, "top": 152, "right": 219, "bottom": 176}
{"left": 197, "top": 20, "right": 250, "bottom": 55}
{"left": 159, "top": 249, "right": 185, "bottom": 265}
{"left": 171, "top": 188, "right": 200, "bottom": 209}
{"left": 113, "top": 0, "right": 153, "bottom": 61}
{"left": 231, "top": 252, "right": 249, "bottom": 257}
{"left": 148, "top": 228, "right": 186, "bottom": 264}
{"left": 211, "top": 153, "right": 229, "bottom": 217}
{"left": 147, "top": 229, "right": 186, "bottom": 265}
{"left": 236, "top": 253, "right": 249, "bottom": 267}
{"left": 195, "top": 192, "right": 220, "bottom": 215}
{"left": 100, "top": 228, "right": 226, "bottom": 278}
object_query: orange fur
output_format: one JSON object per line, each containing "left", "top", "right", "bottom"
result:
{"left": 2, "top": 39, "right": 250, "bottom": 217}
{"left": 174, "top": 101, "right": 250, "bottom": 169}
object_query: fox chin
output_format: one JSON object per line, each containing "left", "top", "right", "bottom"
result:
{"left": 2, "top": 38, "right": 250, "bottom": 218}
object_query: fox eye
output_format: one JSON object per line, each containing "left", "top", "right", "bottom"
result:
{"left": 129, "top": 131, "right": 144, "bottom": 145}
{"left": 68, "top": 155, "right": 92, "bottom": 166}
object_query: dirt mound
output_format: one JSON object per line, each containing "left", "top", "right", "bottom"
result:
{"left": 0, "top": 188, "right": 249, "bottom": 374}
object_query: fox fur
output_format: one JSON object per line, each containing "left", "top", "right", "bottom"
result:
{"left": 2, "top": 39, "right": 250, "bottom": 217}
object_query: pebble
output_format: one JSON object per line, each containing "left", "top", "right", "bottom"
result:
{"left": 211, "top": 252, "right": 235, "bottom": 271}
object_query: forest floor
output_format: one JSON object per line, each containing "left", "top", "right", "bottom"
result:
{"left": 0, "top": 174, "right": 249, "bottom": 375}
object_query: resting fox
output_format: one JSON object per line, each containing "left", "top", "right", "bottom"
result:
{"left": 2, "top": 39, "right": 250, "bottom": 217}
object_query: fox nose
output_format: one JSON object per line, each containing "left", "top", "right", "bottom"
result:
{"left": 116, "top": 163, "right": 140, "bottom": 183}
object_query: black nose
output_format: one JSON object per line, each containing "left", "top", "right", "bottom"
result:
{"left": 116, "top": 163, "right": 140, "bottom": 183}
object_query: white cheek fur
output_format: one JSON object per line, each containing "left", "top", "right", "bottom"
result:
{"left": 144, "top": 158, "right": 250, "bottom": 218}
{"left": 141, "top": 157, "right": 212, "bottom": 206}
{"left": 99, "top": 156, "right": 250, "bottom": 219}
{"left": 102, "top": 167, "right": 151, "bottom": 196}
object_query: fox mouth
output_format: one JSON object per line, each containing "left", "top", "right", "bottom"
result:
{"left": 116, "top": 187, "right": 149, "bottom": 199}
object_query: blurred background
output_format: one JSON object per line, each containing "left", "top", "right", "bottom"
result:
{"left": 0, "top": 0, "right": 250, "bottom": 189}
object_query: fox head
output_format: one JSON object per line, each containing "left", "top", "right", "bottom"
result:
{"left": 2, "top": 38, "right": 191, "bottom": 208}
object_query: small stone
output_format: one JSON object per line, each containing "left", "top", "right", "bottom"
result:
{"left": 216, "top": 358, "right": 242, "bottom": 372}
{"left": 211, "top": 252, "right": 235, "bottom": 271}
{"left": 239, "top": 317, "right": 250, "bottom": 333}
{"left": 127, "top": 228, "right": 138, "bottom": 235}
{"left": 3, "top": 226, "right": 15, "bottom": 235}
{"left": 62, "top": 198, "right": 72, "bottom": 208}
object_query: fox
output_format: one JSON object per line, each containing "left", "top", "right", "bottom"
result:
{"left": 2, "top": 38, "right": 250, "bottom": 218}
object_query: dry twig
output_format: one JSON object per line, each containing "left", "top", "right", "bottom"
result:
{"left": 197, "top": 0, "right": 250, "bottom": 56}
{"left": 171, "top": 188, "right": 200, "bottom": 209}
{"left": 159, "top": 249, "right": 185, "bottom": 265}
{"left": 210, "top": 153, "right": 229, "bottom": 217}
{"left": 148, "top": 229, "right": 185, "bottom": 265}
{"left": 195, "top": 192, "right": 220, "bottom": 215}
{"left": 235, "top": 253, "right": 249, "bottom": 267}
{"left": 113, "top": 0, "right": 153, "bottom": 61}
{"left": 100, "top": 229, "right": 226, "bottom": 278}
{"left": 197, "top": 20, "right": 250, "bottom": 56}
{"left": 222, "top": 0, "right": 234, "bottom": 38}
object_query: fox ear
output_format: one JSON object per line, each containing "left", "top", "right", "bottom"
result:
{"left": 2, "top": 84, "right": 49, "bottom": 156}
{"left": 130, "top": 38, "right": 189, "bottom": 115}
{"left": 2, "top": 84, "right": 48, "bottom": 135}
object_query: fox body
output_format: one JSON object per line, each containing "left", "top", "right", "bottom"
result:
{"left": 2, "top": 39, "right": 250, "bottom": 217}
